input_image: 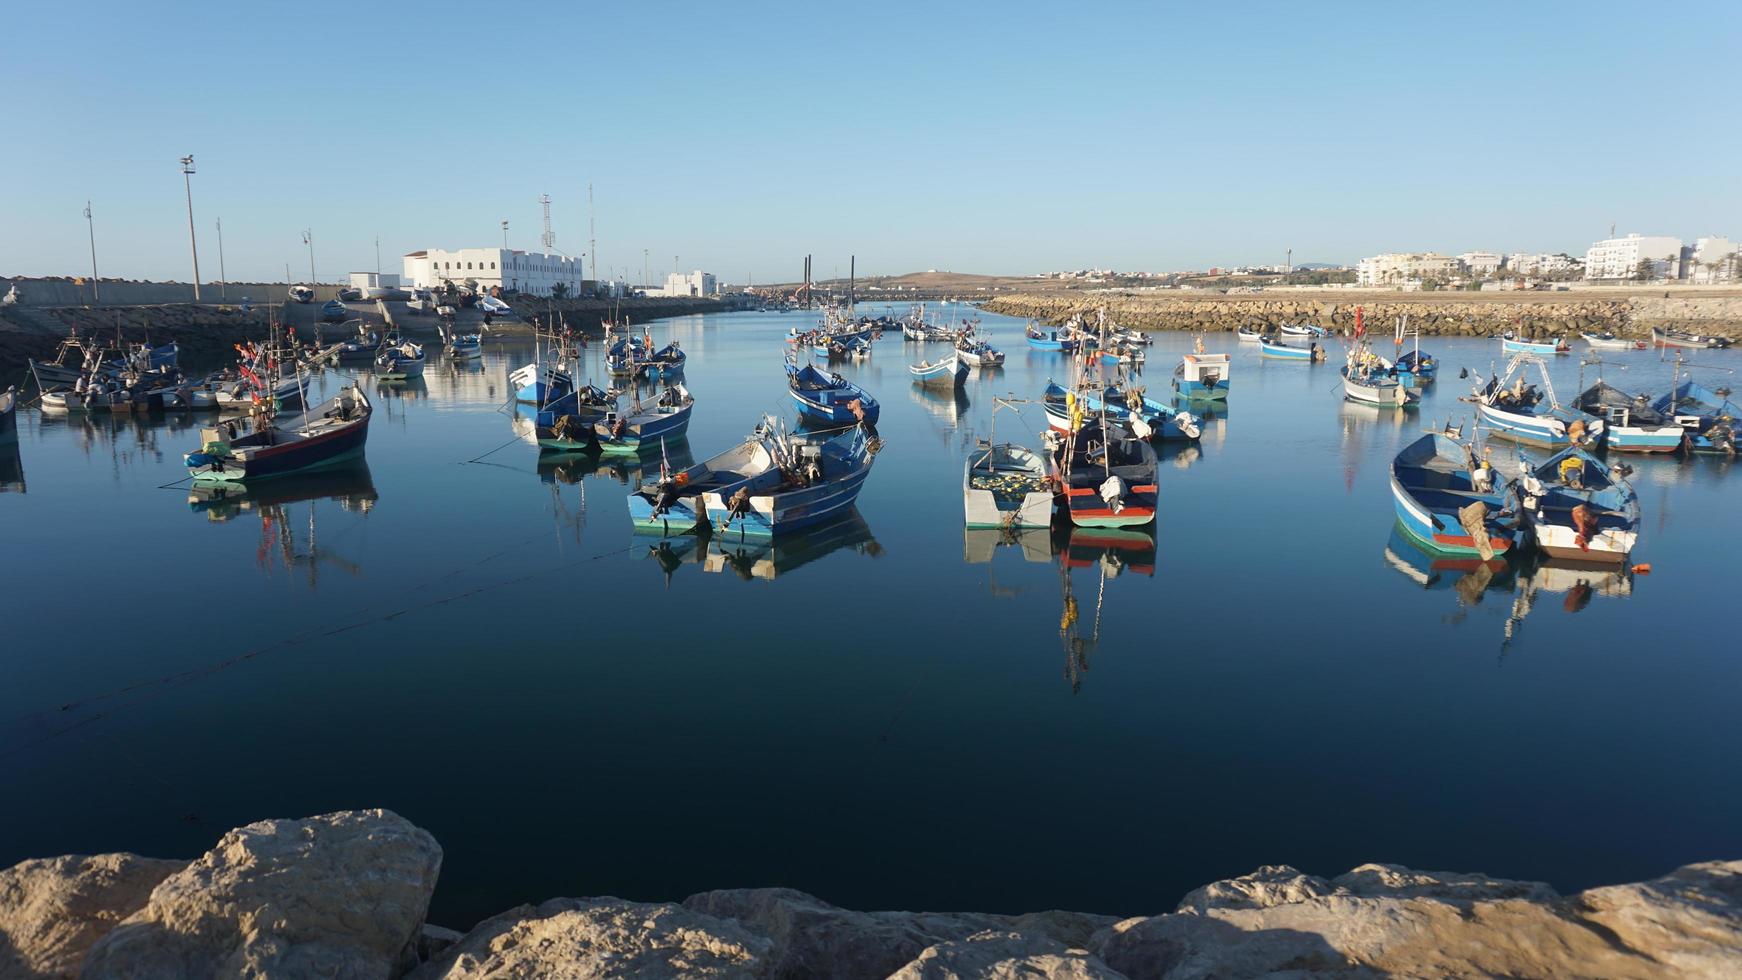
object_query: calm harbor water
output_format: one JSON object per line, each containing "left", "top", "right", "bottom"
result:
{"left": 2, "top": 306, "right": 1738, "bottom": 926}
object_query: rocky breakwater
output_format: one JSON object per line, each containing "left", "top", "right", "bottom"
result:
{"left": 981, "top": 290, "right": 1742, "bottom": 342}
{"left": 1, "top": 809, "right": 1736, "bottom": 978}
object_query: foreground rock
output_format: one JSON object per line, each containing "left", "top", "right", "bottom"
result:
{"left": 81, "top": 809, "right": 441, "bottom": 979}
{"left": 411, "top": 897, "right": 772, "bottom": 978}
{"left": 0, "top": 853, "right": 185, "bottom": 979}
{"left": 1091, "top": 861, "right": 1742, "bottom": 979}
{"left": 889, "top": 930, "right": 1124, "bottom": 979}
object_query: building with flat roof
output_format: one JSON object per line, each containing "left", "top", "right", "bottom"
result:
{"left": 1583, "top": 234, "right": 1683, "bottom": 281}
{"left": 403, "top": 248, "right": 582, "bottom": 296}
{"left": 1457, "top": 252, "right": 1503, "bottom": 277}
{"left": 1506, "top": 253, "right": 1581, "bottom": 276}
{"left": 1356, "top": 252, "right": 1461, "bottom": 286}
{"left": 1689, "top": 236, "right": 1739, "bottom": 282}
{"left": 664, "top": 270, "right": 718, "bottom": 297}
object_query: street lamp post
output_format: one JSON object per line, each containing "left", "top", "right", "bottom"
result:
{"left": 501, "top": 220, "right": 509, "bottom": 251}
{"left": 180, "top": 155, "right": 201, "bottom": 302}
{"left": 83, "top": 201, "right": 99, "bottom": 304}
{"left": 302, "top": 230, "right": 315, "bottom": 285}
{"left": 217, "top": 218, "right": 227, "bottom": 300}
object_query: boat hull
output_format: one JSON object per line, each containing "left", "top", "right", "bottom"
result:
{"left": 1502, "top": 338, "right": 1567, "bottom": 355}
{"left": 188, "top": 414, "right": 370, "bottom": 483}
{"left": 1259, "top": 341, "right": 1313, "bottom": 359}
{"left": 1604, "top": 426, "right": 1684, "bottom": 453}
{"left": 1388, "top": 477, "right": 1512, "bottom": 557}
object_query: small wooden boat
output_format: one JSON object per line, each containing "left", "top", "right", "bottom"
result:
{"left": 628, "top": 430, "right": 783, "bottom": 535}
{"left": 1342, "top": 345, "right": 1419, "bottom": 408}
{"left": 535, "top": 384, "right": 614, "bottom": 451}
{"left": 1097, "top": 345, "right": 1144, "bottom": 367}
{"left": 511, "top": 359, "right": 573, "bottom": 407}
{"left": 1046, "top": 383, "right": 1202, "bottom": 442}
{"left": 1259, "top": 338, "right": 1322, "bottom": 360}
{"left": 1473, "top": 354, "right": 1604, "bottom": 449}
{"left": 594, "top": 384, "right": 694, "bottom": 454}
{"left": 1280, "top": 323, "right": 1329, "bottom": 338}
{"left": 1652, "top": 381, "right": 1741, "bottom": 455}
{"left": 288, "top": 285, "right": 315, "bottom": 304}
{"left": 1173, "top": 353, "right": 1231, "bottom": 399}
{"left": 319, "top": 299, "right": 348, "bottom": 322}
{"left": 910, "top": 354, "right": 968, "bottom": 389}
{"left": 704, "top": 424, "right": 877, "bottom": 540}
{"left": 1651, "top": 326, "right": 1732, "bottom": 349}
{"left": 1025, "top": 324, "right": 1078, "bottom": 352}
{"left": 183, "top": 385, "right": 371, "bottom": 483}
{"left": 1389, "top": 433, "right": 1516, "bottom": 558}
{"left": 1518, "top": 447, "right": 1639, "bottom": 563}
{"left": 1501, "top": 332, "right": 1569, "bottom": 355}
{"left": 1581, "top": 331, "right": 1645, "bottom": 350}
{"left": 787, "top": 357, "right": 880, "bottom": 426}
{"left": 1051, "top": 418, "right": 1157, "bottom": 528}
{"left": 477, "top": 294, "right": 515, "bottom": 320}
{"left": 440, "top": 323, "right": 483, "bottom": 359}
{"left": 957, "top": 339, "right": 1004, "bottom": 367}
{"left": 964, "top": 440, "right": 1054, "bottom": 529}
{"left": 209, "top": 373, "right": 308, "bottom": 412}
{"left": 645, "top": 342, "right": 687, "bottom": 378}
{"left": 374, "top": 341, "right": 425, "bottom": 380}
{"left": 1573, "top": 381, "right": 1683, "bottom": 453}
{"left": 0, "top": 386, "right": 16, "bottom": 444}
{"left": 1393, "top": 348, "right": 1437, "bottom": 387}
{"left": 1236, "top": 325, "right": 1264, "bottom": 344}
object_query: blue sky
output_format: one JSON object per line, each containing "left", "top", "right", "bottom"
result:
{"left": 4, "top": 1, "right": 1736, "bottom": 283}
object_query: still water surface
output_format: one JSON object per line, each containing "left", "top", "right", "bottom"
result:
{"left": 2, "top": 307, "right": 1738, "bottom": 925}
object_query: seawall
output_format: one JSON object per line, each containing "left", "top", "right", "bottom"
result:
{"left": 981, "top": 289, "right": 1742, "bottom": 340}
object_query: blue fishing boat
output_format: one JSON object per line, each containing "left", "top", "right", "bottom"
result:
{"left": 1389, "top": 433, "right": 1516, "bottom": 558}
{"left": 606, "top": 335, "right": 649, "bottom": 379}
{"left": 511, "top": 359, "right": 573, "bottom": 407}
{"left": 1025, "top": 324, "right": 1078, "bottom": 352}
{"left": 1280, "top": 323, "right": 1329, "bottom": 339}
{"left": 0, "top": 386, "right": 16, "bottom": 444}
{"left": 786, "top": 356, "right": 880, "bottom": 426}
{"left": 627, "top": 429, "right": 784, "bottom": 535}
{"left": 1473, "top": 354, "right": 1604, "bottom": 449}
{"left": 910, "top": 353, "right": 968, "bottom": 389}
{"left": 534, "top": 384, "right": 614, "bottom": 451}
{"left": 1342, "top": 344, "right": 1419, "bottom": 407}
{"left": 1173, "top": 353, "right": 1231, "bottom": 399}
{"left": 1501, "top": 332, "right": 1570, "bottom": 355}
{"left": 1052, "top": 417, "right": 1158, "bottom": 528}
{"left": 594, "top": 384, "right": 694, "bottom": 454}
{"left": 1044, "top": 383, "right": 1201, "bottom": 442}
{"left": 1573, "top": 381, "right": 1683, "bottom": 453}
{"left": 1259, "top": 338, "right": 1322, "bottom": 360}
{"left": 1394, "top": 348, "right": 1437, "bottom": 387}
{"left": 645, "top": 342, "right": 687, "bottom": 379}
{"left": 704, "top": 424, "right": 876, "bottom": 540}
{"left": 374, "top": 341, "right": 425, "bottom": 380}
{"left": 319, "top": 299, "right": 348, "bottom": 322}
{"left": 956, "top": 339, "right": 1004, "bottom": 368}
{"left": 1651, "top": 381, "right": 1740, "bottom": 455}
{"left": 1517, "top": 447, "right": 1639, "bottom": 563}
{"left": 183, "top": 385, "right": 371, "bottom": 483}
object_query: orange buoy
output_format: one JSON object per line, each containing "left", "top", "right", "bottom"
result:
{"left": 1631, "top": 564, "right": 1652, "bottom": 574}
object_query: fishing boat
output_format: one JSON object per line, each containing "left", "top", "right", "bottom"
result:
{"left": 374, "top": 341, "right": 425, "bottom": 380}
{"left": 510, "top": 357, "right": 574, "bottom": 407}
{"left": 1051, "top": 418, "right": 1158, "bottom": 528}
{"left": 847, "top": 337, "right": 873, "bottom": 361}
{"left": 1393, "top": 349, "right": 1437, "bottom": 387}
{"left": 1572, "top": 381, "right": 1683, "bottom": 453}
{"left": 957, "top": 339, "right": 1004, "bottom": 368}
{"left": 704, "top": 423, "right": 876, "bottom": 540}
{"left": 1279, "top": 323, "right": 1329, "bottom": 338}
{"left": 0, "top": 386, "right": 15, "bottom": 443}
{"left": 1235, "top": 325, "right": 1265, "bottom": 344}
{"left": 910, "top": 353, "right": 968, "bottom": 389}
{"left": 594, "top": 384, "right": 694, "bottom": 454}
{"left": 1651, "top": 326, "right": 1732, "bottom": 349}
{"left": 39, "top": 375, "right": 193, "bottom": 414}
{"left": 332, "top": 321, "right": 383, "bottom": 361}
{"left": 786, "top": 356, "right": 880, "bottom": 426}
{"left": 183, "top": 385, "right": 371, "bottom": 483}
{"left": 1046, "top": 383, "right": 1202, "bottom": 442}
{"left": 439, "top": 323, "right": 483, "bottom": 360}
{"left": 319, "top": 299, "right": 348, "bottom": 322}
{"left": 477, "top": 294, "right": 515, "bottom": 319}
{"left": 1652, "top": 381, "right": 1741, "bottom": 455}
{"left": 1025, "top": 323, "right": 1078, "bottom": 352}
{"left": 628, "top": 429, "right": 785, "bottom": 535}
{"left": 208, "top": 372, "right": 308, "bottom": 412}
{"left": 534, "top": 384, "right": 613, "bottom": 451}
{"left": 1173, "top": 353, "right": 1231, "bottom": 400}
{"left": 1096, "top": 344, "right": 1144, "bottom": 368}
{"left": 964, "top": 441, "right": 1054, "bottom": 528}
{"left": 1517, "top": 447, "right": 1640, "bottom": 564}
{"left": 645, "top": 342, "right": 687, "bottom": 379}
{"left": 1389, "top": 433, "right": 1516, "bottom": 558}
{"left": 1259, "top": 338, "right": 1323, "bottom": 360}
{"left": 405, "top": 290, "right": 434, "bottom": 315}
{"left": 1581, "top": 331, "right": 1645, "bottom": 350}
{"left": 288, "top": 285, "right": 315, "bottom": 304}
{"left": 1472, "top": 353, "right": 1604, "bottom": 449}
{"left": 1501, "top": 332, "right": 1570, "bottom": 355}
{"left": 1342, "top": 344, "right": 1420, "bottom": 408}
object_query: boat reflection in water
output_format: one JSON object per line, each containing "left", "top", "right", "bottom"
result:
{"left": 910, "top": 385, "right": 971, "bottom": 429}
{"left": 186, "top": 463, "right": 377, "bottom": 587}
{"left": 1381, "top": 521, "right": 1516, "bottom": 610}
{"left": 1501, "top": 555, "right": 1635, "bottom": 650}
{"left": 962, "top": 527, "right": 1053, "bottom": 565}
{"left": 537, "top": 441, "right": 695, "bottom": 487}
{"left": 704, "top": 510, "right": 882, "bottom": 582}
{"left": 641, "top": 534, "right": 706, "bottom": 588}
{"left": 0, "top": 444, "right": 23, "bottom": 493}
{"left": 1338, "top": 399, "right": 1410, "bottom": 431}
{"left": 1057, "top": 523, "right": 1156, "bottom": 693}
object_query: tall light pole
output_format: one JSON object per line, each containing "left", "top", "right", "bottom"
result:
{"left": 216, "top": 218, "right": 228, "bottom": 300}
{"left": 643, "top": 248, "right": 648, "bottom": 288}
{"left": 180, "top": 155, "right": 201, "bottom": 302}
{"left": 501, "top": 220, "right": 509, "bottom": 250}
{"left": 83, "top": 201, "right": 100, "bottom": 304}
{"left": 302, "top": 229, "right": 315, "bottom": 285}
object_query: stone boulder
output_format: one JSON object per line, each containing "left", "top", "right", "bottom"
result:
{"left": 0, "top": 852, "right": 185, "bottom": 979}
{"left": 888, "top": 929, "right": 1126, "bottom": 979}
{"left": 81, "top": 809, "right": 441, "bottom": 979}
{"left": 411, "top": 897, "right": 772, "bottom": 979}
{"left": 1090, "top": 861, "right": 1742, "bottom": 980}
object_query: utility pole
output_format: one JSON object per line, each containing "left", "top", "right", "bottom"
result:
{"left": 1286, "top": 247, "right": 1292, "bottom": 277}
{"left": 643, "top": 248, "right": 648, "bottom": 288}
{"left": 217, "top": 218, "right": 228, "bottom": 300}
{"left": 302, "top": 229, "right": 316, "bottom": 285}
{"left": 501, "top": 220, "right": 509, "bottom": 251}
{"left": 375, "top": 235, "right": 381, "bottom": 279}
{"left": 180, "top": 155, "right": 201, "bottom": 302}
{"left": 83, "top": 201, "right": 100, "bottom": 304}
{"left": 588, "top": 182, "right": 597, "bottom": 288}
{"left": 540, "top": 193, "right": 555, "bottom": 251}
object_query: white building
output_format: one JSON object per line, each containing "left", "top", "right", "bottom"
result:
{"left": 348, "top": 272, "right": 401, "bottom": 295}
{"left": 1583, "top": 234, "right": 1683, "bottom": 281}
{"left": 1457, "top": 252, "right": 1503, "bottom": 277}
{"left": 1689, "top": 236, "right": 1739, "bottom": 283}
{"left": 1356, "top": 252, "right": 1462, "bottom": 286}
{"left": 403, "top": 248, "right": 583, "bottom": 297}
{"left": 1506, "top": 252, "right": 1581, "bottom": 276}
{"left": 663, "top": 270, "right": 718, "bottom": 297}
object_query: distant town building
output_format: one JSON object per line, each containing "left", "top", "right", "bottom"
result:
{"left": 1583, "top": 234, "right": 1683, "bottom": 281}
{"left": 1506, "top": 252, "right": 1581, "bottom": 276}
{"left": 403, "top": 248, "right": 582, "bottom": 296}
{"left": 348, "top": 272, "right": 401, "bottom": 295}
{"left": 1356, "top": 252, "right": 1461, "bottom": 286}
{"left": 663, "top": 270, "right": 718, "bottom": 297}
{"left": 1689, "top": 236, "right": 1739, "bottom": 282}
{"left": 1457, "top": 252, "right": 1503, "bottom": 277}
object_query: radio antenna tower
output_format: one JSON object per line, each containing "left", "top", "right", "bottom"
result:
{"left": 540, "top": 193, "right": 555, "bottom": 251}
{"left": 588, "top": 182, "right": 597, "bottom": 285}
